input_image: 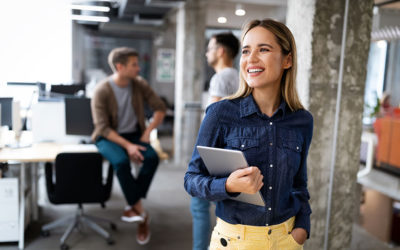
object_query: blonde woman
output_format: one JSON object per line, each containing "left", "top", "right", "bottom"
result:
{"left": 184, "top": 19, "right": 313, "bottom": 249}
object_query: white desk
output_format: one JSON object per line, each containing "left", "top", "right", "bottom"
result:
{"left": 0, "top": 141, "right": 97, "bottom": 249}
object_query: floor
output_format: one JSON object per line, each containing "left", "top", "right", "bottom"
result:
{"left": 0, "top": 135, "right": 399, "bottom": 250}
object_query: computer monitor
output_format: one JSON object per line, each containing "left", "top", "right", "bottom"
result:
{"left": 51, "top": 84, "right": 85, "bottom": 96}
{"left": 65, "top": 97, "right": 94, "bottom": 136}
{"left": 0, "top": 97, "right": 13, "bottom": 129}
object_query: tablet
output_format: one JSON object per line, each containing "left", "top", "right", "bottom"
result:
{"left": 197, "top": 145, "right": 266, "bottom": 207}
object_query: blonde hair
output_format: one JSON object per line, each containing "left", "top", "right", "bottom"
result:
{"left": 228, "top": 19, "right": 304, "bottom": 111}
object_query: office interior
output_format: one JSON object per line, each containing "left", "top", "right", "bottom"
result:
{"left": 0, "top": 0, "right": 400, "bottom": 249}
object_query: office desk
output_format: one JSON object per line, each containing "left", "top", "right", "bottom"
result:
{"left": 0, "top": 142, "right": 97, "bottom": 249}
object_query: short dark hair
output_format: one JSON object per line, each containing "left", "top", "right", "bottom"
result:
{"left": 108, "top": 47, "right": 139, "bottom": 72}
{"left": 212, "top": 33, "right": 240, "bottom": 59}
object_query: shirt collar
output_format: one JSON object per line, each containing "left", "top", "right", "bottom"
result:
{"left": 239, "top": 94, "right": 287, "bottom": 118}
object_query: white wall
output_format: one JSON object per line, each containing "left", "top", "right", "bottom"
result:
{"left": 0, "top": 0, "right": 72, "bottom": 86}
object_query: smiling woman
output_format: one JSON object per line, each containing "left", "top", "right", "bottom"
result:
{"left": 184, "top": 19, "right": 313, "bottom": 250}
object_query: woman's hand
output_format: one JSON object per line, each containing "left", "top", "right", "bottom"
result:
{"left": 225, "top": 166, "right": 263, "bottom": 194}
{"left": 291, "top": 228, "right": 307, "bottom": 245}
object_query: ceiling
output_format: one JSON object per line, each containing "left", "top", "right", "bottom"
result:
{"left": 72, "top": 0, "right": 288, "bottom": 34}
{"left": 72, "top": 0, "right": 400, "bottom": 35}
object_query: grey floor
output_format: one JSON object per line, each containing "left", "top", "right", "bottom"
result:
{"left": 0, "top": 135, "right": 399, "bottom": 250}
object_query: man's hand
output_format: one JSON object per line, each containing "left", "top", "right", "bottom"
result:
{"left": 225, "top": 167, "right": 263, "bottom": 194}
{"left": 140, "top": 130, "right": 151, "bottom": 143}
{"left": 126, "top": 143, "right": 146, "bottom": 164}
{"left": 291, "top": 228, "right": 307, "bottom": 245}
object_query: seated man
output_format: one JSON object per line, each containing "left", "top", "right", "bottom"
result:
{"left": 91, "top": 47, "right": 166, "bottom": 245}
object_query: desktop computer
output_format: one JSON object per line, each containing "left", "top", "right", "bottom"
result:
{"left": 31, "top": 97, "right": 94, "bottom": 144}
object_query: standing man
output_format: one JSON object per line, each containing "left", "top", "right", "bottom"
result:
{"left": 191, "top": 33, "right": 240, "bottom": 250}
{"left": 91, "top": 47, "right": 166, "bottom": 245}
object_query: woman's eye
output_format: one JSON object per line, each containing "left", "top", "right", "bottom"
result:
{"left": 260, "top": 48, "right": 270, "bottom": 52}
{"left": 241, "top": 49, "right": 249, "bottom": 54}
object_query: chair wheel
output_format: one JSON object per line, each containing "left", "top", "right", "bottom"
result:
{"left": 107, "top": 238, "right": 115, "bottom": 245}
{"left": 40, "top": 230, "right": 50, "bottom": 237}
{"left": 110, "top": 223, "right": 117, "bottom": 231}
{"left": 60, "top": 243, "right": 69, "bottom": 250}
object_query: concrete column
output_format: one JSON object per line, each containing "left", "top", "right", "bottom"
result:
{"left": 287, "top": 0, "right": 374, "bottom": 249}
{"left": 174, "top": 0, "right": 206, "bottom": 165}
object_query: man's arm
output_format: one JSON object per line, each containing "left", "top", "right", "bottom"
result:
{"left": 137, "top": 77, "right": 167, "bottom": 143}
{"left": 140, "top": 110, "right": 166, "bottom": 143}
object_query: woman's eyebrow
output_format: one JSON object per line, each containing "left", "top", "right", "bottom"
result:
{"left": 242, "top": 43, "right": 274, "bottom": 49}
{"left": 258, "top": 43, "right": 273, "bottom": 48}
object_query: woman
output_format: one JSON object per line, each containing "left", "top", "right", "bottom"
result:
{"left": 184, "top": 19, "right": 313, "bottom": 249}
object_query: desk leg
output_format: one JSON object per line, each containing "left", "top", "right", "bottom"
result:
{"left": 31, "top": 163, "right": 39, "bottom": 221}
{"left": 18, "top": 163, "right": 26, "bottom": 250}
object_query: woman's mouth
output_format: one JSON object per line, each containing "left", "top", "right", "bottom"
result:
{"left": 247, "top": 67, "right": 264, "bottom": 76}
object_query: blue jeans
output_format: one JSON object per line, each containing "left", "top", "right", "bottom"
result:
{"left": 96, "top": 132, "right": 159, "bottom": 206}
{"left": 191, "top": 196, "right": 210, "bottom": 250}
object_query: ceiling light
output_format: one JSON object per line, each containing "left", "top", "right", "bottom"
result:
{"left": 70, "top": 4, "right": 111, "bottom": 12}
{"left": 71, "top": 15, "right": 110, "bottom": 22}
{"left": 235, "top": 4, "right": 246, "bottom": 16}
{"left": 217, "top": 16, "right": 227, "bottom": 24}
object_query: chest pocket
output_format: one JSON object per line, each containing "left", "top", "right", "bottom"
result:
{"left": 226, "top": 138, "right": 259, "bottom": 150}
{"left": 226, "top": 138, "right": 259, "bottom": 165}
{"left": 282, "top": 139, "right": 303, "bottom": 173}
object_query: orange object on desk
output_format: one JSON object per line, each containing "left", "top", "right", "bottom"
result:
{"left": 374, "top": 115, "right": 400, "bottom": 168}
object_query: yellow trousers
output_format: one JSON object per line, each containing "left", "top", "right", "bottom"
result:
{"left": 209, "top": 217, "right": 304, "bottom": 250}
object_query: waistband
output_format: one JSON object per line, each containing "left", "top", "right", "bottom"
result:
{"left": 215, "top": 217, "right": 295, "bottom": 241}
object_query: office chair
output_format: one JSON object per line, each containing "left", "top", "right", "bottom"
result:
{"left": 41, "top": 152, "right": 116, "bottom": 250}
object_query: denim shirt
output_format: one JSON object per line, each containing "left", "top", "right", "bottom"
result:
{"left": 184, "top": 94, "right": 313, "bottom": 236}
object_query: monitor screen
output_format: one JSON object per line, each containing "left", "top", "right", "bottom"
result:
{"left": 51, "top": 84, "right": 85, "bottom": 96}
{"left": 0, "top": 97, "right": 13, "bottom": 129}
{"left": 65, "top": 97, "right": 94, "bottom": 136}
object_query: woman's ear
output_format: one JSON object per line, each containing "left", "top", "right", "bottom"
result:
{"left": 283, "top": 53, "right": 292, "bottom": 69}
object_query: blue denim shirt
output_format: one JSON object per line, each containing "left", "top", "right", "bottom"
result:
{"left": 184, "top": 94, "right": 313, "bottom": 236}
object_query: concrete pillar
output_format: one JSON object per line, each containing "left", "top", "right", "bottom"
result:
{"left": 287, "top": 0, "right": 374, "bottom": 249}
{"left": 173, "top": 0, "right": 206, "bottom": 165}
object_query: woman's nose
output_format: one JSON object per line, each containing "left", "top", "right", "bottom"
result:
{"left": 248, "top": 51, "right": 258, "bottom": 63}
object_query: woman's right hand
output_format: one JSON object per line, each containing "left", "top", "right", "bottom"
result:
{"left": 225, "top": 167, "right": 264, "bottom": 194}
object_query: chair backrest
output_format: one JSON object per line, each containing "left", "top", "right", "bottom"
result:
{"left": 45, "top": 152, "right": 113, "bottom": 205}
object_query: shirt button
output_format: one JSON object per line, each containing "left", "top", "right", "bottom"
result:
{"left": 270, "top": 164, "right": 273, "bottom": 168}
{"left": 268, "top": 207, "right": 272, "bottom": 211}
{"left": 269, "top": 186, "right": 272, "bottom": 190}
{"left": 266, "top": 224, "right": 269, "bottom": 226}
{"left": 269, "top": 122, "right": 273, "bottom": 125}
{"left": 269, "top": 142, "right": 273, "bottom": 146}
{"left": 241, "top": 144, "right": 245, "bottom": 148}
{"left": 296, "top": 146, "right": 299, "bottom": 150}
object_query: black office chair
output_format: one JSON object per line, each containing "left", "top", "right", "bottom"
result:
{"left": 41, "top": 152, "right": 116, "bottom": 250}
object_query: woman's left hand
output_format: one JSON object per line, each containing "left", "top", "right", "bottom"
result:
{"left": 291, "top": 228, "right": 307, "bottom": 245}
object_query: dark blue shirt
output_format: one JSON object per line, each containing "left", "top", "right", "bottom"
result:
{"left": 184, "top": 94, "right": 313, "bottom": 236}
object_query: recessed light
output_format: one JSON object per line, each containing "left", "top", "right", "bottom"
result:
{"left": 217, "top": 16, "right": 227, "bottom": 24}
